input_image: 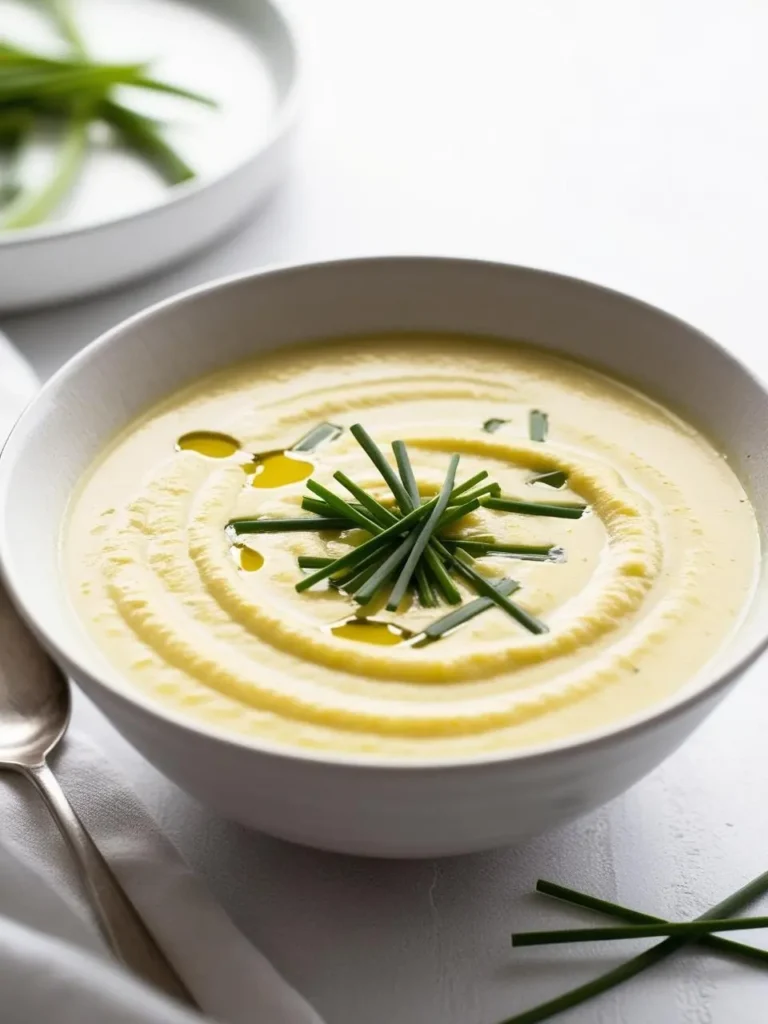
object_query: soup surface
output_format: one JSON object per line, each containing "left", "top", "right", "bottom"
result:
{"left": 65, "top": 336, "right": 759, "bottom": 759}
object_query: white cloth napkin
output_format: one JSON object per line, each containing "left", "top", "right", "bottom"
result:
{"left": 0, "top": 329, "right": 324, "bottom": 1024}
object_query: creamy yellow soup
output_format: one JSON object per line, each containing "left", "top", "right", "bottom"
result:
{"left": 65, "top": 336, "right": 759, "bottom": 759}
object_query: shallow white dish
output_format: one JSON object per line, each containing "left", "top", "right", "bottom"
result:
{"left": 1, "top": 256, "right": 766, "bottom": 857}
{"left": 0, "top": 0, "right": 299, "bottom": 312}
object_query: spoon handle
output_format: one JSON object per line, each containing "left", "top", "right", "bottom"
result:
{"left": 24, "top": 760, "right": 198, "bottom": 1009}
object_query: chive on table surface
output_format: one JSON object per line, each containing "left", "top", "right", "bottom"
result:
{"left": 7, "top": 1, "right": 768, "bottom": 1021}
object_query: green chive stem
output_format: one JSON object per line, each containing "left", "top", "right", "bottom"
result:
{"left": 499, "top": 868, "right": 768, "bottom": 1024}
{"left": 445, "top": 540, "right": 557, "bottom": 560}
{"left": 354, "top": 532, "right": 420, "bottom": 607}
{"left": 230, "top": 517, "right": 350, "bottom": 534}
{"left": 386, "top": 455, "right": 460, "bottom": 611}
{"left": 349, "top": 424, "right": 413, "bottom": 511}
{"left": 512, "top": 916, "right": 768, "bottom": 947}
{"left": 485, "top": 497, "right": 586, "bottom": 519}
{"left": 295, "top": 486, "right": 460, "bottom": 592}
{"left": 297, "top": 556, "right": 334, "bottom": 569}
{"left": 392, "top": 440, "right": 420, "bottom": 508}
{"left": 306, "top": 478, "right": 380, "bottom": 534}
{"left": 536, "top": 880, "right": 768, "bottom": 969}
{"left": 333, "top": 471, "right": 399, "bottom": 527}
{"left": 413, "top": 578, "right": 521, "bottom": 644}
{"left": 437, "top": 544, "right": 548, "bottom": 634}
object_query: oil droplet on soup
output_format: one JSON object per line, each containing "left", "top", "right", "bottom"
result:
{"left": 231, "top": 544, "right": 264, "bottom": 572}
{"left": 177, "top": 431, "right": 240, "bottom": 458}
{"left": 251, "top": 452, "right": 313, "bottom": 489}
{"left": 330, "top": 618, "right": 411, "bottom": 646}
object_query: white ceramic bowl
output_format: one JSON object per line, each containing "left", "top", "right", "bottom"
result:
{"left": 1, "top": 257, "right": 766, "bottom": 857}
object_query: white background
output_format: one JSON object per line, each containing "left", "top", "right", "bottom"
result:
{"left": 6, "top": 2, "right": 768, "bottom": 1021}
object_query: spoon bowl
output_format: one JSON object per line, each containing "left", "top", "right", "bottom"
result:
{"left": 0, "top": 584, "right": 69, "bottom": 767}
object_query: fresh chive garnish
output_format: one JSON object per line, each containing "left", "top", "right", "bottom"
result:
{"left": 387, "top": 456, "right": 460, "bottom": 611}
{"left": 450, "top": 482, "right": 501, "bottom": 504}
{"left": 529, "top": 470, "right": 567, "bottom": 489}
{"left": 295, "top": 488, "right": 454, "bottom": 592}
{"left": 333, "top": 471, "right": 399, "bottom": 527}
{"left": 512, "top": 916, "right": 768, "bottom": 948}
{"left": 306, "top": 478, "right": 380, "bottom": 533}
{"left": 438, "top": 546, "right": 548, "bottom": 634}
{"left": 291, "top": 422, "right": 344, "bottom": 453}
{"left": 483, "top": 418, "right": 509, "bottom": 433}
{"left": 414, "top": 564, "right": 438, "bottom": 607}
{"left": 535, "top": 879, "right": 768, "bottom": 969}
{"left": 392, "top": 440, "right": 420, "bottom": 507}
{"left": 413, "top": 578, "right": 521, "bottom": 644}
{"left": 349, "top": 424, "right": 413, "bottom": 511}
{"left": 447, "top": 470, "right": 490, "bottom": 501}
{"left": 355, "top": 533, "right": 420, "bottom": 607}
{"left": 445, "top": 540, "right": 557, "bottom": 561}
{"left": 485, "top": 497, "right": 586, "bottom": 519}
{"left": 423, "top": 548, "right": 463, "bottom": 605}
{"left": 529, "top": 409, "right": 548, "bottom": 442}
{"left": 297, "top": 556, "right": 334, "bottom": 570}
{"left": 230, "top": 424, "right": 584, "bottom": 636}
{"left": 499, "top": 868, "right": 768, "bottom": 1024}
{"left": 229, "top": 517, "right": 350, "bottom": 534}
{"left": 435, "top": 497, "right": 482, "bottom": 532}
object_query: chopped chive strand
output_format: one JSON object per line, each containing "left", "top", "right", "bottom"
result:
{"left": 438, "top": 544, "right": 548, "bottom": 634}
{"left": 529, "top": 470, "right": 567, "bottom": 489}
{"left": 301, "top": 497, "right": 337, "bottom": 517}
{"left": 295, "top": 491, "right": 447, "bottom": 592}
{"left": 414, "top": 578, "right": 520, "bottom": 644}
{"left": 414, "top": 564, "right": 437, "bottom": 607}
{"left": 448, "top": 470, "right": 489, "bottom": 500}
{"left": 297, "top": 556, "right": 334, "bottom": 569}
{"left": 230, "top": 517, "right": 350, "bottom": 534}
{"left": 291, "top": 422, "right": 343, "bottom": 452}
{"left": 301, "top": 495, "right": 370, "bottom": 520}
{"left": 529, "top": 409, "right": 548, "bottom": 442}
{"left": 485, "top": 497, "right": 586, "bottom": 519}
{"left": 445, "top": 541, "right": 557, "bottom": 560}
{"left": 392, "top": 440, "right": 419, "bottom": 509}
{"left": 512, "top": 916, "right": 768, "bottom": 948}
{"left": 435, "top": 497, "right": 482, "bottom": 532}
{"left": 386, "top": 455, "right": 460, "bottom": 611}
{"left": 306, "top": 478, "right": 381, "bottom": 533}
{"left": 423, "top": 545, "right": 462, "bottom": 605}
{"left": 341, "top": 555, "right": 392, "bottom": 595}
{"left": 499, "top": 868, "right": 768, "bottom": 1024}
{"left": 483, "top": 418, "right": 509, "bottom": 433}
{"left": 536, "top": 880, "right": 768, "bottom": 969}
{"left": 355, "top": 532, "right": 420, "bottom": 606}
{"left": 332, "top": 547, "right": 391, "bottom": 593}
{"left": 452, "top": 482, "right": 501, "bottom": 504}
{"left": 333, "top": 471, "right": 400, "bottom": 526}
{"left": 349, "top": 424, "right": 413, "bottom": 511}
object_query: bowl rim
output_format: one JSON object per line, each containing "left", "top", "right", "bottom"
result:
{"left": 0, "top": 0, "right": 301, "bottom": 250}
{"left": 1, "top": 254, "right": 766, "bottom": 772}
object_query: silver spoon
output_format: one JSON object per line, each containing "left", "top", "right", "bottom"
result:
{"left": 0, "top": 580, "right": 198, "bottom": 1008}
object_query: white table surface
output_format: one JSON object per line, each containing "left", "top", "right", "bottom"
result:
{"left": 6, "top": 1, "right": 768, "bottom": 1020}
